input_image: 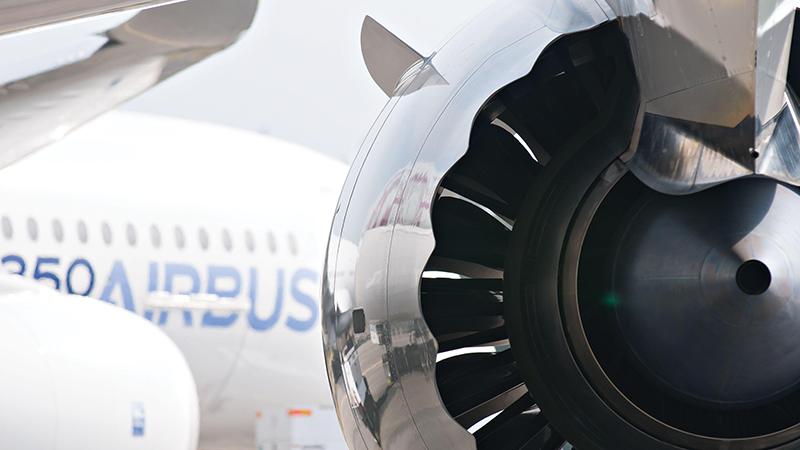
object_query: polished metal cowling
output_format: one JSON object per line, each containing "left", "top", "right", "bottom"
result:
{"left": 323, "top": 1, "right": 610, "bottom": 448}
{"left": 323, "top": 0, "right": 800, "bottom": 449}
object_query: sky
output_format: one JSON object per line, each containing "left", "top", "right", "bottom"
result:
{"left": 124, "top": 0, "right": 492, "bottom": 163}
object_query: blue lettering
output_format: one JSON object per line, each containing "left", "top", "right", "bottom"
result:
{"left": 2, "top": 254, "right": 25, "bottom": 276}
{"left": 99, "top": 261, "right": 135, "bottom": 312}
{"left": 2, "top": 254, "right": 320, "bottom": 334}
{"left": 248, "top": 267, "right": 284, "bottom": 331}
{"left": 66, "top": 258, "right": 95, "bottom": 296}
{"left": 286, "top": 268, "right": 319, "bottom": 332}
{"left": 143, "top": 262, "right": 159, "bottom": 322}
{"left": 160, "top": 263, "right": 200, "bottom": 326}
{"left": 33, "top": 257, "right": 60, "bottom": 290}
{"left": 202, "top": 265, "right": 241, "bottom": 327}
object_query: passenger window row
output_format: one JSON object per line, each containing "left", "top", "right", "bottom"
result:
{"left": 1, "top": 216, "right": 300, "bottom": 255}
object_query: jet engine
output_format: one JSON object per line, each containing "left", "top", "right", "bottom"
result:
{"left": 323, "top": 1, "right": 800, "bottom": 448}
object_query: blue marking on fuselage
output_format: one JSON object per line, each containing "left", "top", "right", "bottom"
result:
{"left": 248, "top": 267, "right": 284, "bottom": 331}
{"left": 1, "top": 254, "right": 319, "bottom": 333}
{"left": 161, "top": 263, "right": 200, "bottom": 326}
{"left": 202, "top": 265, "right": 241, "bottom": 327}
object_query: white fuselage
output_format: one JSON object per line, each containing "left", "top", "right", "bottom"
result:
{"left": 0, "top": 111, "right": 347, "bottom": 450}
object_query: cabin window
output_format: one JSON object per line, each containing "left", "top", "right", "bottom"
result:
{"left": 26, "top": 218, "right": 38, "bottom": 241}
{"left": 222, "top": 229, "right": 233, "bottom": 252}
{"left": 199, "top": 228, "right": 209, "bottom": 251}
{"left": 52, "top": 219, "right": 64, "bottom": 243}
{"left": 174, "top": 226, "right": 186, "bottom": 249}
{"left": 288, "top": 233, "right": 298, "bottom": 256}
{"left": 267, "top": 232, "right": 277, "bottom": 254}
{"left": 126, "top": 223, "right": 137, "bottom": 247}
{"left": 101, "top": 222, "right": 112, "bottom": 245}
{"left": 2, "top": 216, "right": 12, "bottom": 239}
{"left": 150, "top": 224, "right": 161, "bottom": 248}
{"left": 77, "top": 220, "right": 88, "bottom": 244}
{"left": 245, "top": 230, "right": 255, "bottom": 253}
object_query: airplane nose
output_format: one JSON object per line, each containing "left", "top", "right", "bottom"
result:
{"left": 612, "top": 1, "right": 800, "bottom": 194}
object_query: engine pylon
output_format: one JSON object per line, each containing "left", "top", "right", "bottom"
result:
{"left": 613, "top": 1, "right": 800, "bottom": 193}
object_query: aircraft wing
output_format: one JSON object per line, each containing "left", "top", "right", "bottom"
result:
{"left": 0, "top": 0, "right": 257, "bottom": 169}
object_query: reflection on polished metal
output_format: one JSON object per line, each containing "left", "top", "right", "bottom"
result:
{"left": 323, "top": 0, "right": 613, "bottom": 449}
{"left": 550, "top": 165, "right": 800, "bottom": 446}
{"left": 0, "top": 0, "right": 257, "bottom": 169}
{"left": 610, "top": 178, "right": 800, "bottom": 409}
{"left": 529, "top": 0, "right": 614, "bottom": 32}
{"left": 609, "top": 1, "right": 800, "bottom": 194}
{"left": 325, "top": 0, "right": 800, "bottom": 448}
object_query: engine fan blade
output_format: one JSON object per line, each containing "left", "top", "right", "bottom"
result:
{"left": 432, "top": 197, "right": 509, "bottom": 269}
{"left": 422, "top": 277, "right": 507, "bottom": 351}
{"left": 436, "top": 350, "right": 525, "bottom": 428}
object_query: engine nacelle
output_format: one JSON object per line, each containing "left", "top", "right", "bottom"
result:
{"left": 324, "top": 1, "right": 800, "bottom": 449}
{"left": 0, "top": 275, "right": 198, "bottom": 450}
